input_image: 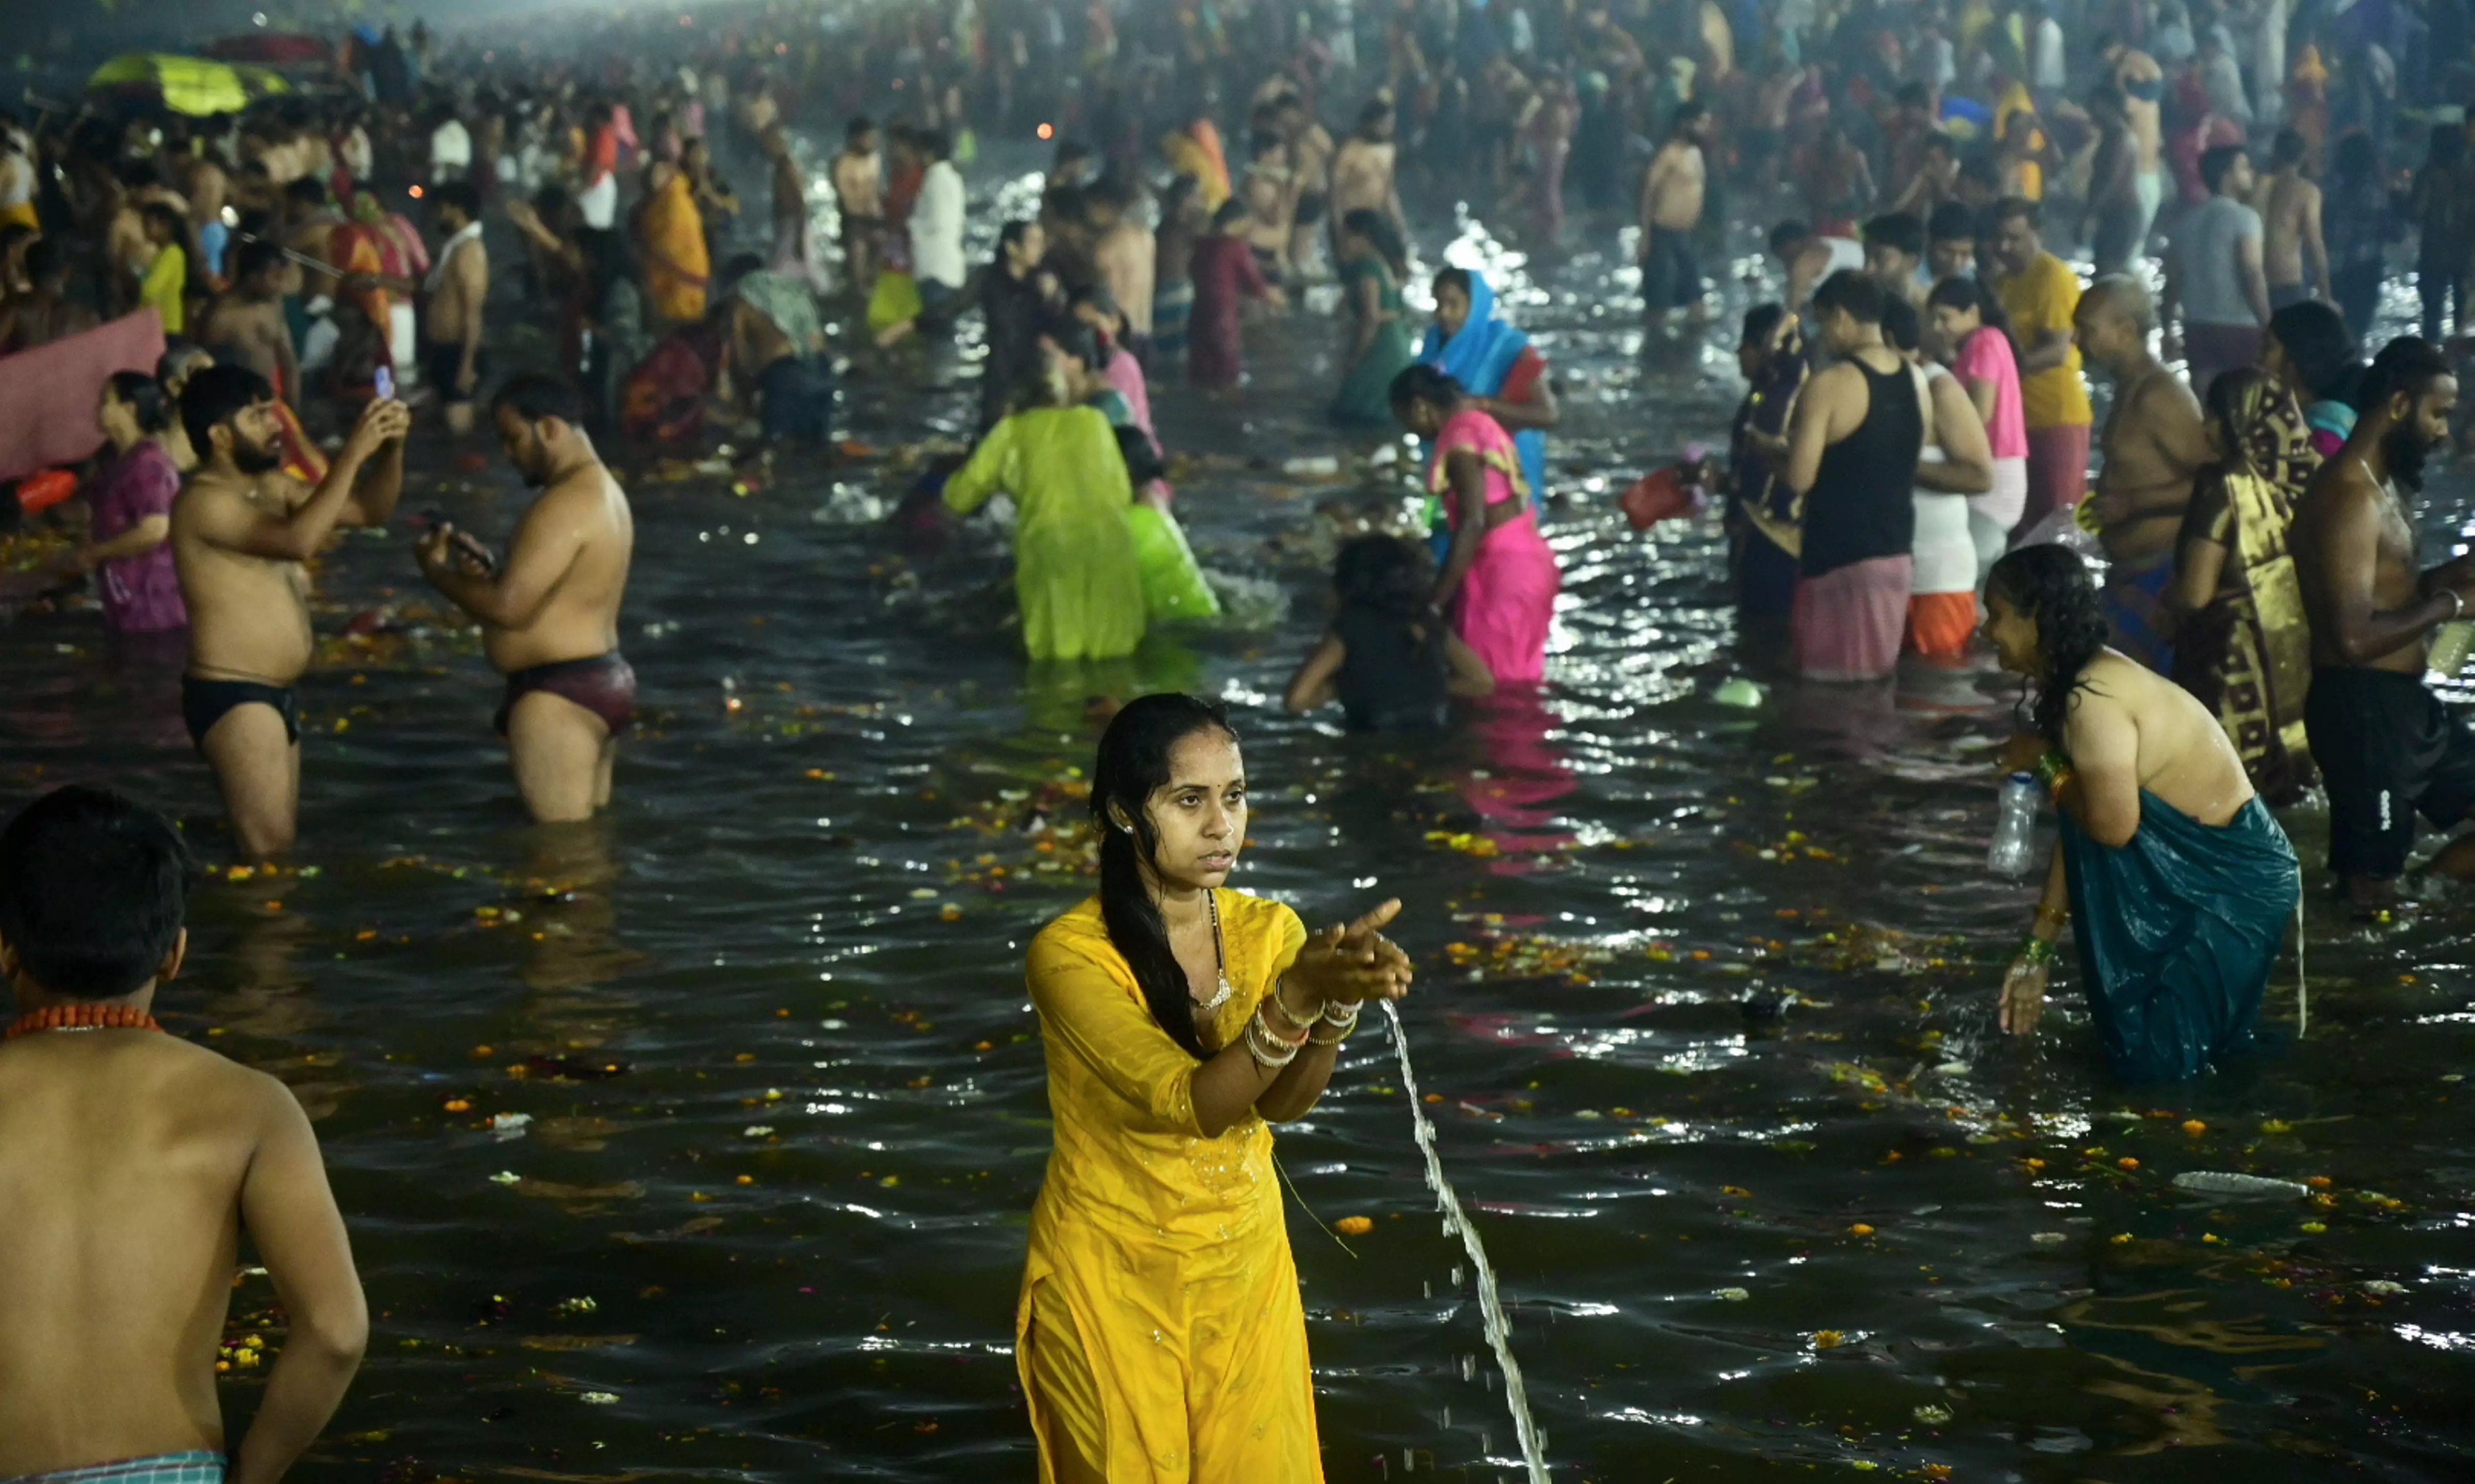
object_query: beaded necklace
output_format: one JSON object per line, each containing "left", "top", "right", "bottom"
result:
{"left": 5, "top": 1004, "right": 166, "bottom": 1040}
{"left": 1191, "top": 888, "right": 1234, "bottom": 1014}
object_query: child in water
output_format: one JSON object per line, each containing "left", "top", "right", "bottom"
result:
{"left": 1283, "top": 534, "right": 1494, "bottom": 729}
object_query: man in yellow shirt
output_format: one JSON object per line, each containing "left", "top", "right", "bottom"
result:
{"left": 1989, "top": 197, "right": 2091, "bottom": 531}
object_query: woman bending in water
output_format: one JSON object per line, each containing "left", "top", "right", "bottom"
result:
{"left": 1017, "top": 694, "right": 1412, "bottom": 1480}
{"left": 1391, "top": 364, "right": 1562, "bottom": 684}
{"left": 1987, "top": 546, "right": 2298, "bottom": 1082}
{"left": 941, "top": 359, "right": 1147, "bottom": 662}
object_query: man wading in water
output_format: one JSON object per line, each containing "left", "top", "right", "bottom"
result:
{"left": 2294, "top": 336, "right": 2475, "bottom": 913}
{"left": 416, "top": 376, "right": 636, "bottom": 823}
{"left": 0, "top": 785, "right": 366, "bottom": 1482}
{"left": 171, "top": 367, "right": 409, "bottom": 859}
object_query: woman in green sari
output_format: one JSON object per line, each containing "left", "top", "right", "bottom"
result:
{"left": 2166, "top": 367, "right": 2321, "bottom": 802}
{"left": 1329, "top": 208, "right": 1417, "bottom": 427}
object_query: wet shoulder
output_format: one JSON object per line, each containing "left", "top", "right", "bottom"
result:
{"left": 0, "top": 1032, "right": 293, "bottom": 1130}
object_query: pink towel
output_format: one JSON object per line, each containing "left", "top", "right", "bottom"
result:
{"left": 0, "top": 310, "right": 167, "bottom": 486}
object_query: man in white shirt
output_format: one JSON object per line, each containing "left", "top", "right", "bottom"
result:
{"left": 909, "top": 128, "right": 966, "bottom": 306}
{"left": 875, "top": 129, "right": 967, "bottom": 348}
{"left": 428, "top": 106, "right": 472, "bottom": 186}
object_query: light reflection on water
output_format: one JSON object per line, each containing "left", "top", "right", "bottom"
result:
{"left": 2, "top": 157, "right": 2471, "bottom": 1479}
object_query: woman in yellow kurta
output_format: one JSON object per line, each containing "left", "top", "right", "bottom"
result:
{"left": 637, "top": 161, "right": 710, "bottom": 325}
{"left": 1019, "top": 694, "right": 1412, "bottom": 1482}
{"left": 943, "top": 384, "right": 1148, "bottom": 661}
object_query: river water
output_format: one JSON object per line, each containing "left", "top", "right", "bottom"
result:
{"left": 3, "top": 149, "right": 2471, "bottom": 1482}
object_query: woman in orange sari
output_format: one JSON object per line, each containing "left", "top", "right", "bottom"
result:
{"left": 636, "top": 160, "right": 710, "bottom": 326}
{"left": 1018, "top": 694, "right": 1412, "bottom": 1482}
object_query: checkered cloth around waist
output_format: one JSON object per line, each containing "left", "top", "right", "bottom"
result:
{"left": 4, "top": 1453, "right": 225, "bottom": 1484}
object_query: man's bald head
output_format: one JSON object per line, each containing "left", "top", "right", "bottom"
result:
{"left": 2074, "top": 274, "right": 2155, "bottom": 372}
{"left": 2082, "top": 274, "right": 2154, "bottom": 333}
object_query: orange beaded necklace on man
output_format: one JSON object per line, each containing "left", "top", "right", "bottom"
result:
{"left": 5, "top": 1003, "right": 164, "bottom": 1038}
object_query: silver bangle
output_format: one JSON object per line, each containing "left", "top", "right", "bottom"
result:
{"left": 1308, "top": 1001, "right": 1362, "bottom": 1047}
{"left": 1244, "top": 1013, "right": 1301, "bottom": 1068}
{"left": 2444, "top": 588, "right": 2465, "bottom": 621}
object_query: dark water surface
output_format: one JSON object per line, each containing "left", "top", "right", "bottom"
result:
{"left": 5, "top": 156, "right": 2472, "bottom": 1482}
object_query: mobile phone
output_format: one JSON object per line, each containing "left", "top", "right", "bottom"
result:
{"left": 374, "top": 366, "right": 394, "bottom": 401}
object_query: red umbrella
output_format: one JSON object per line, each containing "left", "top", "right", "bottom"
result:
{"left": 202, "top": 33, "right": 334, "bottom": 68}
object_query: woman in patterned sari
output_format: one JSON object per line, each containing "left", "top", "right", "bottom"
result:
{"left": 2166, "top": 367, "right": 2319, "bottom": 801}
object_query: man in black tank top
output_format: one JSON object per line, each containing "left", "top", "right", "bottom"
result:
{"left": 1775, "top": 270, "right": 1926, "bottom": 681}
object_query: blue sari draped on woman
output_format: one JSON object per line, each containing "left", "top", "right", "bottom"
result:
{"left": 1417, "top": 271, "right": 1548, "bottom": 510}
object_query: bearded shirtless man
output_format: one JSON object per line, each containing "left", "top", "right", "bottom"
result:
{"left": 1329, "top": 102, "right": 1405, "bottom": 241}
{"left": 2073, "top": 276, "right": 2209, "bottom": 674}
{"left": 2256, "top": 127, "right": 2329, "bottom": 309}
{"left": 2295, "top": 337, "right": 2475, "bottom": 909}
{"left": 830, "top": 118, "right": 883, "bottom": 296}
{"left": 417, "top": 376, "right": 635, "bottom": 824}
{"left": 1640, "top": 102, "right": 1712, "bottom": 321}
{"left": 0, "top": 786, "right": 365, "bottom": 1484}
{"left": 172, "top": 368, "right": 408, "bottom": 858}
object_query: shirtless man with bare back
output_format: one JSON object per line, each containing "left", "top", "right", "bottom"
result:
{"left": 830, "top": 117, "right": 884, "bottom": 296}
{"left": 0, "top": 785, "right": 365, "bottom": 1484}
{"left": 2295, "top": 336, "right": 2475, "bottom": 909}
{"left": 1329, "top": 101, "right": 1405, "bottom": 242}
{"left": 2103, "top": 37, "right": 2167, "bottom": 258}
{"left": 1086, "top": 179, "right": 1157, "bottom": 350}
{"left": 196, "top": 240, "right": 302, "bottom": 411}
{"left": 171, "top": 367, "right": 408, "bottom": 859}
{"left": 1640, "top": 103, "right": 1712, "bottom": 322}
{"left": 2256, "top": 127, "right": 2329, "bottom": 309}
{"left": 2073, "top": 275, "right": 2209, "bottom": 673}
{"left": 416, "top": 375, "right": 635, "bottom": 824}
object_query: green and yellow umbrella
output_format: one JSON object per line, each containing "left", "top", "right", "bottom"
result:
{"left": 87, "top": 54, "right": 290, "bottom": 117}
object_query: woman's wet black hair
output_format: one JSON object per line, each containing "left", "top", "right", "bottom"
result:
{"left": 106, "top": 370, "right": 170, "bottom": 436}
{"left": 1113, "top": 423, "right": 1165, "bottom": 487}
{"left": 1987, "top": 545, "right": 2110, "bottom": 745}
{"left": 2202, "top": 365, "right": 2273, "bottom": 475}
{"left": 1091, "top": 694, "right": 1241, "bottom": 1058}
{"left": 1741, "top": 302, "right": 1787, "bottom": 347}
{"left": 1388, "top": 361, "right": 1462, "bottom": 412}
{"left": 1926, "top": 272, "right": 2018, "bottom": 358}
{"left": 1335, "top": 534, "right": 1431, "bottom": 621}
{"left": 2265, "top": 298, "right": 2360, "bottom": 406}
{"left": 1880, "top": 295, "right": 1921, "bottom": 354}
{"left": 1341, "top": 207, "right": 1409, "bottom": 280}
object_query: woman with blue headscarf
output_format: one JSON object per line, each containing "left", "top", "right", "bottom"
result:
{"left": 1417, "top": 267, "right": 1557, "bottom": 536}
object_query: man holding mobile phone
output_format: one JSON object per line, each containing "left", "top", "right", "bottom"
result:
{"left": 171, "top": 368, "right": 409, "bottom": 858}
{"left": 415, "top": 376, "right": 635, "bottom": 823}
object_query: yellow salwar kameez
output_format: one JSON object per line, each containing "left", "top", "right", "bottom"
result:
{"left": 1017, "top": 891, "right": 1320, "bottom": 1483}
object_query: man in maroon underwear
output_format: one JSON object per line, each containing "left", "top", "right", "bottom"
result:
{"left": 415, "top": 375, "right": 635, "bottom": 822}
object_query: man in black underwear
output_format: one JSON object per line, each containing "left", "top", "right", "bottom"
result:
{"left": 415, "top": 375, "right": 635, "bottom": 823}
{"left": 2294, "top": 336, "right": 2475, "bottom": 913}
{"left": 171, "top": 366, "right": 408, "bottom": 858}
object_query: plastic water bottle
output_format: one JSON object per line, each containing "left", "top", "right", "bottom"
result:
{"left": 1987, "top": 772, "right": 2040, "bottom": 877}
{"left": 2431, "top": 620, "right": 2475, "bottom": 678}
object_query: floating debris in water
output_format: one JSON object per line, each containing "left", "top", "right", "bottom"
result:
{"left": 2172, "top": 1171, "right": 2312, "bottom": 1200}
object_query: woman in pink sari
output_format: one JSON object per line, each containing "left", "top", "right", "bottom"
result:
{"left": 1391, "top": 365, "right": 1561, "bottom": 683}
